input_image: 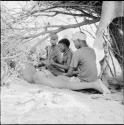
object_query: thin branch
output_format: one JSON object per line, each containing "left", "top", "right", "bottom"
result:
{"left": 32, "top": 13, "right": 58, "bottom": 17}
{"left": 81, "top": 28, "right": 95, "bottom": 39}
{"left": 56, "top": 3, "right": 102, "bottom": 8}
{"left": 31, "top": 9, "right": 99, "bottom": 19}
{"left": 69, "top": 9, "right": 82, "bottom": 33}
{"left": 89, "top": 24, "right": 96, "bottom": 35}
{"left": 41, "top": 10, "right": 88, "bottom": 17}
{"left": 30, "top": 6, "right": 57, "bottom": 15}
{"left": 108, "top": 50, "right": 116, "bottom": 77}
{"left": 69, "top": 6, "right": 100, "bottom": 19}
{"left": 103, "top": 33, "right": 116, "bottom": 77}
{"left": 1, "top": 52, "right": 23, "bottom": 61}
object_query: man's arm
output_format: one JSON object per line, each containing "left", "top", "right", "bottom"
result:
{"left": 72, "top": 70, "right": 79, "bottom": 75}
{"left": 64, "top": 51, "right": 79, "bottom": 76}
{"left": 51, "top": 52, "right": 72, "bottom": 70}
{"left": 64, "top": 67, "right": 74, "bottom": 77}
{"left": 64, "top": 67, "right": 79, "bottom": 77}
{"left": 51, "top": 62, "right": 69, "bottom": 70}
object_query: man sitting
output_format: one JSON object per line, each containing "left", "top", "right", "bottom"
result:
{"left": 64, "top": 32, "right": 98, "bottom": 82}
{"left": 38, "top": 33, "right": 63, "bottom": 76}
{"left": 50, "top": 38, "right": 73, "bottom": 74}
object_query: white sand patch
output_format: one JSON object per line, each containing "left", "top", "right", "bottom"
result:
{"left": 1, "top": 77, "right": 124, "bottom": 124}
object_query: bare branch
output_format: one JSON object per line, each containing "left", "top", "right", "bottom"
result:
{"left": 32, "top": 12, "right": 58, "bottom": 17}
{"left": 29, "top": 6, "right": 57, "bottom": 15}
{"left": 55, "top": 3, "right": 101, "bottom": 8}
{"left": 81, "top": 28, "right": 95, "bottom": 39}
{"left": 22, "top": 18, "right": 99, "bottom": 40}
{"left": 38, "top": 10, "right": 88, "bottom": 17}
{"left": 1, "top": 52, "right": 23, "bottom": 61}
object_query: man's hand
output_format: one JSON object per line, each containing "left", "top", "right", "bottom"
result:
{"left": 63, "top": 68, "right": 74, "bottom": 77}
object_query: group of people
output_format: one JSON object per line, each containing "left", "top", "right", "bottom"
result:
{"left": 22, "top": 1, "right": 123, "bottom": 97}
{"left": 40, "top": 33, "right": 98, "bottom": 83}
{"left": 22, "top": 32, "right": 111, "bottom": 94}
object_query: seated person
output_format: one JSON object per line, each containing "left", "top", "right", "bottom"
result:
{"left": 50, "top": 38, "right": 73, "bottom": 74}
{"left": 22, "top": 32, "right": 110, "bottom": 94}
{"left": 38, "top": 33, "right": 63, "bottom": 76}
{"left": 64, "top": 32, "right": 98, "bottom": 82}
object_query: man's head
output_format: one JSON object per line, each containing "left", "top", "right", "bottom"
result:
{"left": 58, "top": 38, "right": 70, "bottom": 53}
{"left": 50, "top": 33, "right": 58, "bottom": 46}
{"left": 72, "top": 32, "right": 87, "bottom": 49}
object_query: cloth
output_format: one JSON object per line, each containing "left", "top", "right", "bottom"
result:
{"left": 70, "top": 47, "right": 97, "bottom": 82}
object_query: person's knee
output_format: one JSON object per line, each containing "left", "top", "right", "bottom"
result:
{"left": 22, "top": 64, "right": 37, "bottom": 83}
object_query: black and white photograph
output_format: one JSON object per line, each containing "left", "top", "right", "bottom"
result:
{"left": 1, "top": 1, "right": 124, "bottom": 124}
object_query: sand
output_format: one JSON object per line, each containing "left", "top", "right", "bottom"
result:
{"left": 1, "top": 77, "right": 124, "bottom": 124}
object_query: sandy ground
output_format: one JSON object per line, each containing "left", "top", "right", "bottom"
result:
{"left": 1, "top": 77, "right": 124, "bottom": 124}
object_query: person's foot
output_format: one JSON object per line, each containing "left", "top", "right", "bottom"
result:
{"left": 95, "top": 79, "right": 111, "bottom": 95}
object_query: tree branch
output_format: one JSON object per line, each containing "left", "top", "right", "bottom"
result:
{"left": 56, "top": 3, "right": 101, "bottom": 8}
{"left": 81, "top": 28, "right": 95, "bottom": 39}
{"left": 22, "top": 18, "right": 99, "bottom": 51}
{"left": 37, "top": 10, "right": 88, "bottom": 17}
{"left": 71, "top": 7, "right": 100, "bottom": 19}
{"left": 22, "top": 18, "right": 99, "bottom": 40}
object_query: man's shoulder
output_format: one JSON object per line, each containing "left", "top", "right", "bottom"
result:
{"left": 73, "top": 49, "right": 81, "bottom": 56}
{"left": 86, "top": 47, "right": 95, "bottom": 54}
{"left": 75, "top": 49, "right": 81, "bottom": 53}
{"left": 81, "top": 47, "right": 95, "bottom": 52}
{"left": 85, "top": 46, "right": 94, "bottom": 50}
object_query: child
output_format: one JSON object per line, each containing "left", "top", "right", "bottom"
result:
{"left": 50, "top": 38, "right": 73, "bottom": 73}
{"left": 38, "top": 33, "right": 63, "bottom": 76}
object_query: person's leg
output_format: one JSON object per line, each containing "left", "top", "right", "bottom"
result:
{"left": 33, "top": 71, "right": 110, "bottom": 94}
{"left": 22, "top": 64, "right": 37, "bottom": 83}
{"left": 22, "top": 64, "right": 110, "bottom": 94}
{"left": 47, "top": 65, "right": 65, "bottom": 76}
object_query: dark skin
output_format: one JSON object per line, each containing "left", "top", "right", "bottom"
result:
{"left": 38, "top": 44, "right": 58, "bottom": 68}
{"left": 64, "top": 39, "right": 88, "bottom": 77}
{"left": 37, "top": 34, "right": 60, "bottom": 68}
{"left": 50, "top": 43, "right": 72, "bottom": 71}
{"left": 64, "top": 67, "right": 79, "bottom": 77}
